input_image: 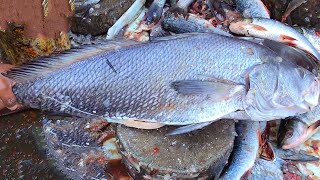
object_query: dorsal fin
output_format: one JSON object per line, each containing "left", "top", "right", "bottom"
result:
{"left": 263, "top": 39, "right": 318, "bottom": 75}
{"left": 5, "top": 33, "right": 206, "bottom": 83}
{"left": 5, "top": 39, "right": 144, "bottom": 83}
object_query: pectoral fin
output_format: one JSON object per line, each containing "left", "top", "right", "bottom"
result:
{"left": 167, "top": 121, "right": 213, "bottom": 136}
{"left": 171, "top": 80, "right": 245, "bottom": 101}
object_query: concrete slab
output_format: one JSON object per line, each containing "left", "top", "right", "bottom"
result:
{"left": 116, "top": 120, "right": 235, "bottom": 179}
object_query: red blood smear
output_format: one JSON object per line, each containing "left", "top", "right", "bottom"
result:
{"left": 107, "top": 160, "right": 133, "bottom": 180}
{"left": 315, "top": 31, "right": 320, "bottom": 37}
{"left": 251, "top": 25, "right": 268, "bottom": 31}
{"left": 311, "top": 143, "right": 318, "bottom": 151}
{"left": 283, "top": 171, "right": 302, "bottom": 180}
{"left": 280, "top": 34, "right": 296, "bottom": 41}
{"left": 259, "top": 0, "right": 270, "bottom": 15}
{"left": 153, "top": 147, "right": 160, "bottom": 155}
{"left": 284, "top": 41, "right": 297, "bottom": 47}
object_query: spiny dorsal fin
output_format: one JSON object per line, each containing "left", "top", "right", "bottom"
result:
{"left": 5, "top": 39, "right": 143, "bottom": 83}
{"left": 263, "top": 39, "right": 318, "bottom": 75}
{"left": 5, "top": 33, "right": 208, "bottom": 83}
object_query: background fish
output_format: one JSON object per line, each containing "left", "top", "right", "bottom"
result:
{"left": 281, "top": 0, "right": 308, "bottom": 22}
{"left": 5, "top": 33, "right": 319, "bottom": 128}
{"left": 229, "top": 18, "right": 320, "bottom": 62}
{"left": 220, "top": 121, "right": 260, "bottom": 180}
{"left": 278, "top": 118, "right": 320, "bottom": 149}
{"left": 234, "top": 0, "right": 270, "bottom": 18}
{"left": 248, "top": 158, "right": 283, "bottom": 180}
{"left": 162, "top": 11, "right": 231, "bottom": 36}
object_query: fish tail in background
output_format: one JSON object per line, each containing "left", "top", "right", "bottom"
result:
{"left": 234, "top": 0, "right": 270, "bottom": 18}
{"left": 144, "top": 0, "right": 166, "bottom": 25}
{"left": 219, "top": 121, "right": 260, "bottom": 180}
{"left": 281, "top": 0, "right": 308, "bottom": 22}
{"left": 229, "top": 18, "right": 320, "bottom": 62}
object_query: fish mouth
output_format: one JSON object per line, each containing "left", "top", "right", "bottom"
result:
{"left": 302, "top": 77, "right": 320, "bottom": 110}
{"left": 282, "top": 140, "right": 302, "bottom": 149}
{"left": 281, "top": 129, "right": 305, "bottom": 149}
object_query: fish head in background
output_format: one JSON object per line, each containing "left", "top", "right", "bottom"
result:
{"left": 244, "top": 61, "right": 319, "bottom": 121}
{"left": 278, "top": 118, "right": 307, "bottom": 149}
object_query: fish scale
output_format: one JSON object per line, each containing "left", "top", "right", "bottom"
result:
{"left": 10, "top": 33, "right": 317, "bottom": 126}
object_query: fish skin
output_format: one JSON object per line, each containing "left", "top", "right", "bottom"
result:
{"left": 229, "top": 18, "right": 320, "bottom": 62}
{"left": 7, "top": 33, "right": 319, "bottom": 126}
{"left": 301, "top": 27, "right": 320, "bottom": 53}
{"left": 219, "top": 121, "right": 260, "bottom": 180}
{"left": 234, "top": 0, "right": 270, "bottom": 18}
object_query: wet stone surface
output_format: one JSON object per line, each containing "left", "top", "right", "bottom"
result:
{"left": 0, "top": 111, "right": 65, "bottom": 179}
{"left": 41, "top": 117, "right": 131, "bottom": 179}
{"left": 116, "top": 120, "right": 235, "bottom": 179}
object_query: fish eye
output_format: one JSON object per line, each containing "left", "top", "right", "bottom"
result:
{"left": 295, "top": 67, "right": 305, "bottom": 78}
{"left": 285, "top": 130, "right": 293, "bottom": 138}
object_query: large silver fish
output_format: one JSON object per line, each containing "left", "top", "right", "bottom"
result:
{"left": 5, "top": 33, "right": 319, "bottom": 128}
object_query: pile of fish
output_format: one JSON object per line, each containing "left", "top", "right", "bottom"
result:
{"left": 1, "top": 0, "right": 320, "bottom": 179}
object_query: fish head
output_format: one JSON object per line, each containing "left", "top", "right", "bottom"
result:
{"left": 277, "top": 118, "right": 308, "bottom": 149}
{"left": 278, "top": 61, "right": 319, "bottom": 111}
{"left": 244, "top": 61, "right": 319, "bottom": 121}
